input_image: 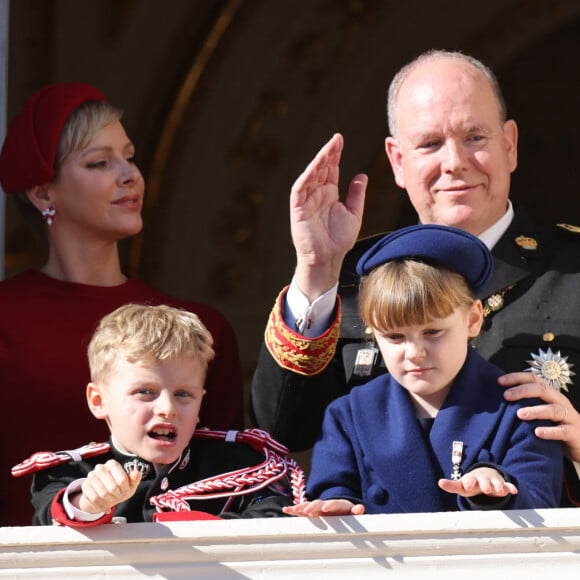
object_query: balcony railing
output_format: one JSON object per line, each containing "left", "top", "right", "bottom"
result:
{"left": 1, "top": 507, "right": 579, "bottom": 578}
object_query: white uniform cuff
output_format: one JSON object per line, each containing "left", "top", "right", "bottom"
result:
{"left": 63, "top": 478, "right": 106, "bottom": 522}
{"left": 286, "top": 278, "right": 338, "bottom": 337}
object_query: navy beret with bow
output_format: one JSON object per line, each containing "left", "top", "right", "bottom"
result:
{"left": 356, "top": 224, "right": 493, "bottom": 294}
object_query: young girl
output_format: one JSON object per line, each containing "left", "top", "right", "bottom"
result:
{"left": 284, "top": 224, "right": 562, "bottom": 517}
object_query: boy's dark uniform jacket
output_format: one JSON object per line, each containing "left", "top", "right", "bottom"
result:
{"left": 250, "top": 207, "right": 580, "bottom": 505}
{"left": 24, "top": 434, "right": 294, "bottom": 526}
{"left": 307, "top": 348, "right": 563, "bottom": 513}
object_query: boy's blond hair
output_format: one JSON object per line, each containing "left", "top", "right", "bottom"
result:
{"left": 359, "top": 259, "right": 476, "bottom": 333}
{"left": 88, "top": 304, "right": 215, "bottom": 382}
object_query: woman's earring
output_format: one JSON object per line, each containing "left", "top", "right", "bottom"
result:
{"left": 41, "top": 206, "right": 56, "bottom": 225}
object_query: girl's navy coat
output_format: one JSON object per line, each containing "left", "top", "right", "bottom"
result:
{"left": 307, "top": 348, "right": 563, "bottom": 513}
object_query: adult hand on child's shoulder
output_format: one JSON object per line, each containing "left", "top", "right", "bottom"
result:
{"left": 76, "top": 459, "right": 142, "bottom": 514}
{"left": 500, "top": 371, "right": 580, "bottom": 462}
{"left": 283, "top": 498, "right": 365, "bottom": 517}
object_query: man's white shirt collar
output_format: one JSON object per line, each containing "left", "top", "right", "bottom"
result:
{"left": 477, "top": 200, "right": 514, "bottom": 250}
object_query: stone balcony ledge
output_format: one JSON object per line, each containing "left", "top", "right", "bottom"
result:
{"left": 1, "top": 507, "right": 579, "bottom": 578}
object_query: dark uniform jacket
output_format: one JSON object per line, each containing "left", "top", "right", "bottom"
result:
{"left": 29, "top": 436, "right": 292, "bottom": 526}
{"left": 308, "top": 348, "right": 562, "bottom": 513}
{"left": 250, "top": 207, "right": 580, "bottom": 505}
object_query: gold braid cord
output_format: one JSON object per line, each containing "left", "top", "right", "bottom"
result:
{"left": 264, "top": 286, "right": 341, "bottom": 376}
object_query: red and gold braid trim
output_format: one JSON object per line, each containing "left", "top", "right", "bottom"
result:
{"left": 264, "top": 286, "right": 340, "bottom": 376}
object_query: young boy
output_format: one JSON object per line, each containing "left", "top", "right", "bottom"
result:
{"left": 284, "top": 224, "right": 563, "bottom": 517}
{"left": 14, "top": 304, "right": 301, "bottom": 526}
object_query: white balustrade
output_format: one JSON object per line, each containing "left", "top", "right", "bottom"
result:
{"left": 1, "top": 508, "right": 579, "bottom": 578}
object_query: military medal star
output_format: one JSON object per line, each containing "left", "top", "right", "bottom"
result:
{"left": 526, "top": 347, "right": 575, "bottom": 392}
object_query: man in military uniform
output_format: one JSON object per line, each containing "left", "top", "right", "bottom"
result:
{"left": 250, "top": 50, "right": 580, "bottom": 505}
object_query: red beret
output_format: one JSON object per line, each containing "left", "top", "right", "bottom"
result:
{"left": 0, "top": 83, "right": 107, "bottom": 193}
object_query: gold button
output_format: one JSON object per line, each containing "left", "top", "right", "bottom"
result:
{"left": 543, "top": 332, "right": 555, "bottom": 342}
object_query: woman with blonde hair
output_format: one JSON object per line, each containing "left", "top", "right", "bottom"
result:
{"left": 0, "top": 83, "right": 244, "bottom": 525}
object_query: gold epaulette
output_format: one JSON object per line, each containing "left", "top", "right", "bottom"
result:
{"left": 264, "top": 286, "right": 341, "bottom": 376}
